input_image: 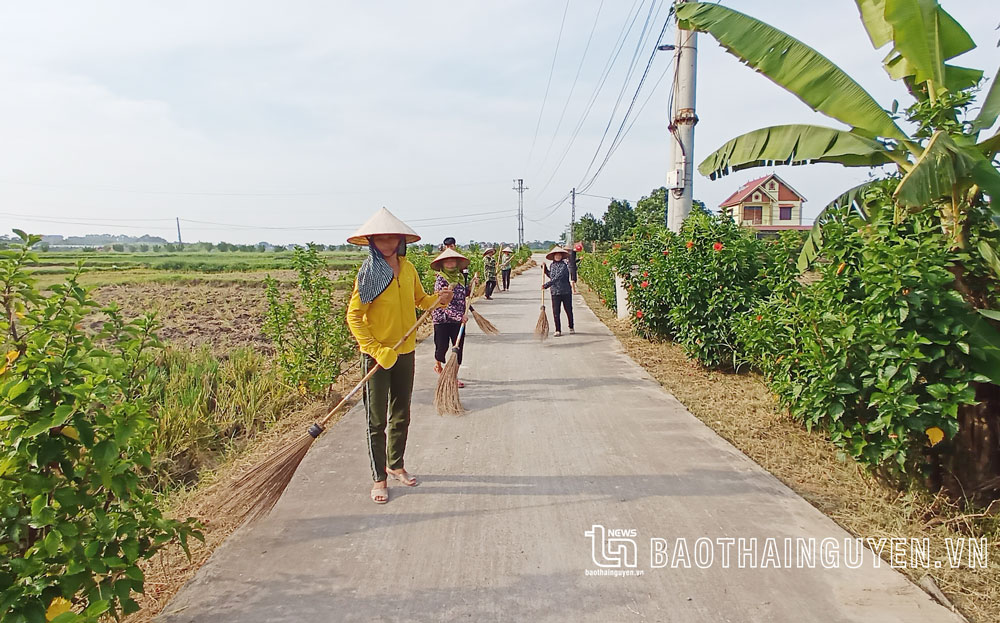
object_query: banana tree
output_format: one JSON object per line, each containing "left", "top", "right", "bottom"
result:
{"left": 676, "top": 0, "right": 1000, "bottom": 382}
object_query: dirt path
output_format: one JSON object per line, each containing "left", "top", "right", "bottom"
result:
{"left": 159, "top": 256, "right": 960, "bottom": 623}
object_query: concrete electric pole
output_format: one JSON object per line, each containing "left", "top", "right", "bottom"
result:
{"left": 666, "top": 2, "right": 698, "bottom": 233}
{"left": 176, "top": 217, "right": 183, "bottom": 245}
{"left": 513, "top": 178, "right": 527, "bottom": 247}
{"left": 569, "top": 187, "right": 576, "bottom": 248}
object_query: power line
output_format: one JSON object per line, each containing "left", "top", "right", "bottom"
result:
{"left": 530, "top": 0, "right": 652, "bottom": 202}
{"left": 534, "top": 0, "right": 606, "bottom": 176}
{"left": 0, "top": 208, "right": 518, "bottom": 234}
{"left": 580, "top": 51, "right": 675, "bottom": 196}
{"left": 577, "top": 13, "right": 673, "bottom": 194}
{"left": 524, "top": 0, "right": 573, "bottom": 172}
{"left": 0, "top": 211, "right": 173, "bottom": 223}
{"left": 0, "top": 178, "right": 510, "bottom": 197}
{"left": 572, "top": 0, "right": 662, "bottom": 192}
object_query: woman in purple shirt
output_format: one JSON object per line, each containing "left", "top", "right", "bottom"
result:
{"left": 431, "top": 247, "right": 470, "bottom": 387}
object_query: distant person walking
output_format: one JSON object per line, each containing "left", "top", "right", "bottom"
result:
{"left": 569, "top": 241, "right": 582, "bottom": 294}
{"left": 543, "top": 246, "right": 574, "bottom": 337}
{"left": 499, "top": 246, "right": 514, "bottom": 291}
{"left": 483, "top": 247, "right": 498, "bottom": 299}
{"left": 345, "top": 208, "right": 454, "bottom": 504}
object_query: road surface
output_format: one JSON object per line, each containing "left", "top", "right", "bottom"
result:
{"left": 160, "top": 257, "right": 960, "bottom": 623}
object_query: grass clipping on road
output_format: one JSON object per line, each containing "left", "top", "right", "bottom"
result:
{"left": 579, "top": 283, "right": 999, "bottom": 623}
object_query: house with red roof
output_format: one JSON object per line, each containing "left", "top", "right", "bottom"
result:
{"left": 719, "top": 173, "right": 810, "bottom": 235}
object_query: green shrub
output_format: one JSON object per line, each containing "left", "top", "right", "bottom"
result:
{"left": 741, "top": 202, "right": 991, "bottom": 475}
{"left": 0, "top": 232, "right": 200, "bottom": 622}
{"left": 612, "top": 214, "right": 794, "bottom": 369}
{"left": 577, "top": 252, "right": 616, "bottom": 312}
{"left": 262, "top": 244, "right": 355, "bottom": 396}
{"left": 407, "top": 250, "right": 435, "bottom": 294}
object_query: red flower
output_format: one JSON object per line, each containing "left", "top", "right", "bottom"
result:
{"left": 640, "top": 280, "right": 649, "bottom": 288}
{"left": 636, "top": 310, "right": 644, "bottom": 319}
{"left": 713, "top": 242, "right": 723, "bottom": 251}
{"left": 685, "top": 241, "right": 694, "bottom": 249}
{"left": 602, "top": 260, "right": 608, "bottom": 265}
{"left": 662, "top": 249, "right": 669, "bottom": 256}
{"left": 642, "top": 271, "right": 648, "bottom": 277}
{"left": 755, "top": 315, "right": 762, "bottom": 321}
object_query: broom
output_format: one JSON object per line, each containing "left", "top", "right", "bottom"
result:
{"left": 218, "top": 303, "right": 439, "bottom": 525}
{"left": 469, "top": 271, "right": 499, "bottom": 335}
{"left": 435, "top": 276, "right": 477, "bottom": 415}
{"left": 535, "top": 261, "right": 549, "bottom": 340}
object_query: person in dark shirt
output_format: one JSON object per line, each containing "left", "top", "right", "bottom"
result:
{"left": 543, "top": 246, "right": 575, "bottom": 337}
{"left": 482, "top": 247, "right": 498, "bottom": 299}
{"left": 499, "top": 246, "right": 513, "bottom": 291}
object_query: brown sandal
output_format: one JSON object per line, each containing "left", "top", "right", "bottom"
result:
{"left": 387, "top": 469, "right": 418, "bottom": 487}
{"left": 371, "top": 485, "right": 388, "bottom": 504}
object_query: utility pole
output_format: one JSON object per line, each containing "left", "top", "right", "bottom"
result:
{"left": 512, "top": 178, "right": 527, "bottom": 247}
{"left": 176, "top": 217, "right": 183, "bottom": 244}
{"left": 569, "top": 187, "right": 576, "bottom": 248}
{"left": 666, "top": 1, "right": 698, "bottom": 233}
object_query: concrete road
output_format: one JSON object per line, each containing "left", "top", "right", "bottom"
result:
{"left": 161, "top": 257, "right": 960, "bottom": 623}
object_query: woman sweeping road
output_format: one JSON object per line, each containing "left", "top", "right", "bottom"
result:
{"left": 346, "top": 207, "right": 454, "bottom": 505}
{"left": 543, "top": 246, "right": 575, "bottom": 337}
{"left": 431, "top": 247, "right": 471, "bottom": 389}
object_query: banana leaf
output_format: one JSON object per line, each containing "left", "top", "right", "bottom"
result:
{"left": 796, "top": 181, "right": 883, "bottom": 272}
{"left": 971, "top": 67, "right": 1000, "bottom": 134}
{"left": 956, "top": 306, "right": 1000, "bottom": 385}
{"left": 698, "top": 124, "right": 894, "bottom": 179}
{"left": 895, "top": 131, "right": 1000, "bottom": 208}
{"left": 675, "top": 2, "right": 907, "bottom": 142}
{"left": 978, "top": 132, "right": 1000, "bottom": 158}
{"left": 858, "top": 0, "right": 977, "bottom": 92}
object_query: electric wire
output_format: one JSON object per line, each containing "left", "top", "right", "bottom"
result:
{"left": 524, "top": 0, "right": 573, "bottom": 173}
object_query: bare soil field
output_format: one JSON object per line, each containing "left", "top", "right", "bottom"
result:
{"left": 91, "top": 278, "right": 349, "bottom": 356}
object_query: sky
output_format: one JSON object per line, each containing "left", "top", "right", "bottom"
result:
{"left": 0, "top": 1, "right": 996, "bottom": 246}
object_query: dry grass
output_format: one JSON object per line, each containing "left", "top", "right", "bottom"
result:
{"left": 123, "top": 361, "right": 369, "bottom": 622}
{"left": 579, "top": 283, "right": 1000, "bottom": 623}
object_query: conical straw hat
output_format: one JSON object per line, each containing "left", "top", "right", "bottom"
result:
{"left": 347, "top": 207, "right": 421, "bottom": 246}
{"left": 430, "top": 247, "right": 470, "bottom": 271}
{"left": 501, "top": 246, "right": 513, "bottom": 253}
{"left": 545, "top": 245, "right": 570, "bottom": 261}
{"left": 482, "top": 247, "right": 496, "bottom": 256}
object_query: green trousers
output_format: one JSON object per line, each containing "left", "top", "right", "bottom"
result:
{"left": 362, "top": 351, "right": 415, "bottom": 482}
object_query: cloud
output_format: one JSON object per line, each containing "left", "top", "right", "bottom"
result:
{"left": 0, "top": 0, "right": 995, "bottom": 244}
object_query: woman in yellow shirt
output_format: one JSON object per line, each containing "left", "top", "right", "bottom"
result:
{"left": 346, "top": 208, "right": 453, "bottom": 504}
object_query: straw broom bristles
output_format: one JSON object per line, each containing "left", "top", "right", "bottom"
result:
{"left": 435, "top": 276, "right": 476, "bottom": 415}
{"left": 470, "top": 308, "right": 499, "bottom": 334}
{"left": 216, "top": 305, "right": 437, "bottom": 526}
{"left": 434, "top": 343, "right": 464, "bottom": 415}
{"left": 468, "top": 271, "right": 499, "bottom": 335}
{"left": 535, "top": 263, "right": 549, "bottom": 341}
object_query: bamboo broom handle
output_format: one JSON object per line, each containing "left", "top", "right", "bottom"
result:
{"left": 540, "top": 260, "right": 545, "bottom": 305}
{"left": 453, "top": 275, "right": 478, "bottom": 346}
{"left": 314, "top": 302, "right": 439, "bottom": 431}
